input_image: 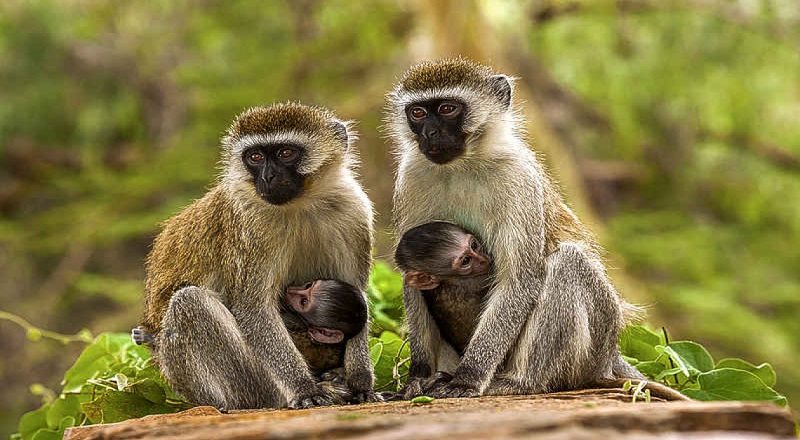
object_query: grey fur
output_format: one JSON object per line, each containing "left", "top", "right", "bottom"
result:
{"left": 386, "top": 59, "right": 653, "bottom": 399}
{"left": 143, "top": 104, "right": 376, "bottom": 409}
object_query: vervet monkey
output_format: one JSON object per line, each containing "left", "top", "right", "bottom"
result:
{"left": 136, "top": 278, "right": 370, "bottom": 405}
{"left": 141, "top": 103, "right": 376, "bottom": 409}
{"left": 394, "top": 221, "right": 687, "bottom": 401}
{"left": 386, "top": 58, "right": 648, "bottom": 399}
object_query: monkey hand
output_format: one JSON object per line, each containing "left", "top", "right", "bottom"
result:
{"left": 289, "top": 386, "right": 334, "bottom": 409}
{"left": 426, "top": 377, "right": 481, "bottom": 399}
{"left": 131, "top": 326, "right": 154, "bottom": 346}
{"left": 401, "top": 376, "right": 427, "bottom": 400}
{"left": 351, "top": 390, "right": 383, "bottom": 404}
{"left": 345, "top": 370, "right": 381, "bottom": 404}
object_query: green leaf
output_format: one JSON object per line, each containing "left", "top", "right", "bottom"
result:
{"left": 45, "top": 395, "right": 81, "bottom": 430}
{"left": 667, "top": 341, "right": 714, "bottom": 373}
{"left": 619, "top": 326, "right": 662, "bottom": 361}
{"left": 17, "top": 405, "right": 50, "bottom": 440}
{"left": 81, "top": 390, "right": 176, "bottom": 424}
{"left": 30, "top": 429, "right": 62, "bottom": 440}
{"left": 57, "top": 416, "right": 76, "bottom": 431}
{"left": 658, "top": 345, "right": 693, "bottom": 377}
{"left": 370, "top": 331, "right": 410, "bottom": 392}
{"left": 62, "top": 336, "right": 115, "bottom": 392}
{"left": 620, "top": 355, "right": 638, "bottom": 365}
{"left": 654, "top": 367, "right": 686, "bottom": 381}
{"left": 634, "top": 360, "right": 666, "bottom": 379}
{"left": 411, "top": 396, "right": 434, "bottom": 404}
{"left": 715, "top": 358, "right": 776, "bottom": 387}
{"left": 127, "top": 379, "right": 167, "bottom": 404}
{"left": 368, "top": 340, "right": 384, "bottom": 366}
{"left": 682, "top": 368, "right": 787, "bottom": 405}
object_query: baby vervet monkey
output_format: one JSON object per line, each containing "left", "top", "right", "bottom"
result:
{"left": 394, "top": 221, "right": 492, "bottom": 357}
{"left": 281, "top": 279, "right": 368, "bottom": 374}
{"left": 134, "top": 279, "right": 369, "bottom": 404}
{"left": 394, "top": 221, "right": 688, "bottom": 401}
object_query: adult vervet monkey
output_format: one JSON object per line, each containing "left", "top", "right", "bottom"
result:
{"left": 141, "top": 103, "right": 376, "bottom": 409}
{"left": 386, "top": 58, "right": 646, "bottom": 399}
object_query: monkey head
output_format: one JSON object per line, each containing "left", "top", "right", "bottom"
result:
{"left": 285, "top": 279, "right": 367, "bottom": 344}
{"left": 222, "top": 103, "right": 353, "bottom": 205}
{"left": 394, "top": 221, "right": 491, "bottom": 290}
{"left": 386, "top": 58, "right": 513, "bottom": 165}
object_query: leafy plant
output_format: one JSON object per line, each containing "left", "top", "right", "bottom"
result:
{"left": 366, "top": 261, "right": 405, "bottom": 336}
{"left": 620, "top": 326, "right": 786, "bottom": 405}
{"left": 11, "top": 268, "right": 788, "bottom": 439}
{"left": 12, "top": 333, "right": 192, "bottom": 440}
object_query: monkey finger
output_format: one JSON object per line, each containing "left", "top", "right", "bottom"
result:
{"left": 290, "top": 391, "right": 334, "bottom": 409}
{"left": 428, "top": 382, "right": 480, "bottom": 399}
{"left": 351, "top": 391, "right": 383, "bottom": 404}
{"left": 401, "top": 378, "right": 426, "bottom": 399}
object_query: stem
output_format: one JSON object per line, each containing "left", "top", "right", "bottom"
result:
{"left": 662, "top": 326, "right": 680, "bottom": 387}
{"left": 0, "top": 310, "right": 93, "bottom": 344}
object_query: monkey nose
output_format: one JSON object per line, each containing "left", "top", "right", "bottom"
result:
{"left": 422, "top": 127, "right": 439, "bottom": 139}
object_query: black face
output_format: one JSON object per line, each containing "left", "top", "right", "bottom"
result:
{"left": 285, "top": 280, "right": 368, "bottom": 344}
{"left": 242, "top": 143, "right": 305, "bottom": 205}
{"left": 406, "top": 99, "right": 467, "bottom": 165}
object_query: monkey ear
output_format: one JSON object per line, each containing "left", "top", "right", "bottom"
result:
{"left": 330, "top": 119, "right": 349, "bottom": 146}
{"left": 405, "top": 271, "right": 440, "bottom": 290}
{"left": 308, "top": 327, "right": 344, "bottom": 344}
{"left": 489, "top": 74, "right": 512, "bottom": 110}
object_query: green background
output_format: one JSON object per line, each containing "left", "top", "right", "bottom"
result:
{"left": 1, "top": 1, "right": 798, "bottom": 435}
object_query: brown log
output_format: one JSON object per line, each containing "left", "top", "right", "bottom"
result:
{"left": 63, "top": 392, "right": 796, "bottom": 440}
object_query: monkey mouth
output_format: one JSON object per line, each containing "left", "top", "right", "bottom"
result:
{"left": 308, "top": 326, "right": 344, "bottom": 344}
{"left": 420, "top": 142, "right": 465, "bottom": 165}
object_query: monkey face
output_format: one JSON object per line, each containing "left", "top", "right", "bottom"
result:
{"left": 285, "top": 279, "right": 367, "bottom": 344}
{"left": 405, "top": 99, "right": 468, "bottom": 164}
{"left": 242, "top": 143, "right": 306, "bottom": 205}
{"left": 451, "top": 233, "right": 491, "bottom": 276}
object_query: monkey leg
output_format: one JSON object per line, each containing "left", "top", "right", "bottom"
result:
{"left": 317, "top": 368, "right": 352, "bottom": 405}
{"left": 154, "top": 286, "right": 281, "bottom": 410}
{"left": 497, "top": 242, "right": 624, "bottom": 394}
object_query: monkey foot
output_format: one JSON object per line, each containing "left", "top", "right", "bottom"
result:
{"left": 289, "top": 391, "right": 334, "bottom": 409}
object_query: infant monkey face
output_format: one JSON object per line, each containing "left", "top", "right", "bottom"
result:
{"left": 285, "top": 279, "right": 367, "bottom": 345}
{"left": 452, "top": 233, "right": 491, "bottom": 276}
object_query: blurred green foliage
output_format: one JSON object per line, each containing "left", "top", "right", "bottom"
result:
{"left": 528, "top": 5, "right": 800, "bottom": 404}
{"left": 1, "top": 1, "right": 798, "bottom": 437}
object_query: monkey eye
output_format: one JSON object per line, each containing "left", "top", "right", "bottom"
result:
{"left": 248, "top": 151, "right": 264, "bottom": 163}
{"left": 470, "top": 238, "right": 479, "bottom": 251}
{"left": 438, "top": 102, "right": 460, "bottom": 116}
{"left": 304, "top": 282, "right": 313, "bottom": 290}
{"left": 300, "top": 297, "right": 309, "bottom": 308}
{"left": 409, "top": 107, "right": 427, "bottom": 119}
{"left": 460, "top": 256, "right": 472, "bottom": 267}
{"left": 277, "top": 148, "right": 298, "bottom": 161}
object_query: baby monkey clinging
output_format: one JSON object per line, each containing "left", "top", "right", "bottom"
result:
{"left": 395, "top": 221, "right": 492, "bottom": 356}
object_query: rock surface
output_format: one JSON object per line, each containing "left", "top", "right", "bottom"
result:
{"left": 64, "top": 389, "right": 797, "bottom": 439}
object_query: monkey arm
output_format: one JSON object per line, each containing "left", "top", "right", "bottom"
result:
{"left": 450, "top": 273, "right": 543, "bottom": 396}
{"left": 234, "top": 301, "right": 333, "bottom": 409}
{"left": 437, "top": 200, "right": 548, "bottom": 397}
{"left": 402, "top": 284, "right": 451, "bottom": 398}
{"left": 343, "top": 323, "right": 380, "bottom": 402}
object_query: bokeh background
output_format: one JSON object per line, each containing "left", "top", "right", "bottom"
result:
{"left": 1, "top": 0, "right": 798, "bottom": 435}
